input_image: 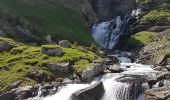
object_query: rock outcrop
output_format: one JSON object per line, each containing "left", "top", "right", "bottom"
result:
{"left": 89, "top": 0, "right": 136, "bottom": 19}
{"left": 41, "top": 45, "right": 63, "bottom": 56}
{"left": 58, "top": 40, "right": 72, "bottom": 48}
{"left": 0, "top": 82, "right": 60, "bottom": 100}
{"left": 0, "top": 41, "right": 13, "bottom": 52}
{"left": 71, "top": 82, "right": 105, "bottom": 100}
{"left": 145, "top": 86, "right": 170, "bottom": 100}
{"left": 81, "top": 62, "right": 106, "bottom": 82}
{"left": 46, "top": 62, "right": 70, "bottom": 74}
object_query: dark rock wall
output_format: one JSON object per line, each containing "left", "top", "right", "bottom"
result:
{"left": 88, "top": 0, "right": 136, "bottom": 20}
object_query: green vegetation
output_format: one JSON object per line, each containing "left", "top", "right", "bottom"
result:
{"left": 141, "top": 0, "right": 170, "bottom": 25}
{"left": 0, "top": 36, "right": 102, "bottom": 93}
{"left": 125, "top": 31, "right": 156, "bottom": 50}
{"left": 142, "top": 10, "right": 170, "bottom": 24}
{"left": 0, "top": 0, "right": 94, "bottom": 45}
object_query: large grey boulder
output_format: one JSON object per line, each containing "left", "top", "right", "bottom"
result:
{"left": 0, "top": 41, "right": 13, "bottom": 52}
{"left": 71, "top": 82, "right": 105, "bottom": 100}
{"left": 58, "top": 40, "right": 72, "bottom": 48}
{"left": 81, "top": 62, "right": 106, "bottom": 82}
{"left": 107, "top": 64, "right": 125, "bottom": 73}
{"left": 46, "top": 62, "right": 70, "bottom": 73}
{"left": 41, "top": 45, "right": 63, "bottom": 56}
{"left": 145, "top": 86, "right": 170, "bottom": 100}
{"left": 165, "top": 65, "right": 170, "bottom": 71}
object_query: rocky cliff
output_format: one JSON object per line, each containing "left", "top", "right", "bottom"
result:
{"left": 89, "top": 0, "right": 136, "bottom": 20}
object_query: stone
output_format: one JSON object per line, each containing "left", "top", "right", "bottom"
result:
{"left": 0, "top": 86, "right": 38, "bottom": 100}
{"left": 145, "top": 86, "right": 170, "bottom": 100}
{"left": 108, "top": 64, "right": 124, "bottom": 73}
{"left": 45, "top": 35, "right": 52, "bottom": 43}
{"left": 157, "top": 72, "right": 170, "bottom": 81}
{"left": 81, "top": 62, "right": 106, "bottom": 82}
{"left": 156, "top": 55, "right": 168, "bottom": 65}
{"left": 58, "top": 40, "right": 72, "bottom": 48}
{"left": 41, "top": 46, "right": 63, "bottom": 56}
{"left": 71, "top": 82, "right": 105, "bottom": 100}
{"left": 166, "top": 58, "right": 170, "bottom": 65}
{"left": 0, "top": 41, "right": 13, "bottom": 52}
{"left": 96, "top": 50, "right": 106, "bottom": 57}
{"left": 46, "top": 62, "right": 70, "bottom": 73}
{"left": 165, "top": 65, "right": 170, "bottom": 71}
{"left": 62, "top": 78, "right": 73, "bottom": 84}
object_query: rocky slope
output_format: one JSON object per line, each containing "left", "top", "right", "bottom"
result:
{"left": 0, "top": 0, "right": 96, "bottom": 45}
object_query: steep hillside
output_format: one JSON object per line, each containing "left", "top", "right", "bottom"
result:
{"left": 124, "top": 0, "right": 170, "bottom": 64}
{"left": 0, "top": 0, "right": 96, "bottom": 45}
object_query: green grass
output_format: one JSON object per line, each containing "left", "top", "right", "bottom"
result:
{"left": 125, "top": 31, "right": 156, "bottom": 50}
{"left": 142, "top": 10, "right": 170, "bottom": 23}
{"left": 0, "top": 36, "right": 102, "bottom": 93}
{"left": 0, "top": 0, "right": 94, "bottom": 45}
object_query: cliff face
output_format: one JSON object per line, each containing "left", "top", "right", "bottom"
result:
{"left": 89, "top": 0, "right": 136, "bottom": 20}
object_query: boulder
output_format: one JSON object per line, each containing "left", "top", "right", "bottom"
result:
{"left": 145, "top": 86, "right": 170, "bottom": 100}
{"left": 0, "top": 86, "right": 38, "bottom": 100}
{"left": 81, "top": 62, "right": 106, "bottom": 82}
{"left": 157, "top": 72, "right": 170, "bottom": 81}
{"left": 107, "top": 64, "right": 124, "bottom": 73}
{"left": 58, "top": 40, "right": 72, "bottom": 48}
{"left": 71, "top": 82, "right": 105, "bottom": 100}
{"left": 0, "top": 82, "right": 60, "bottom": 100}
{"left": 166, "top": 58, "right": 170, "bottom": 65}
{"left": 45, "top": 35, "right": 52, "bottom": 43}
{"left": 165, "top": 65, "right": 170, "bottom": 71}
{"left": 0, "top": 41, "right": 13, "bottom": 52}
{"left": 46, "top": 62, "right": 70, "bottom": 73}
{"left": 156, "top": 55, "right": 170, "bottom": 65}
{"left": 62, "top": 78, "right": 73, "bottom": 84}
{"left": 41, "top": 45, "right": 63, "bottom": 56}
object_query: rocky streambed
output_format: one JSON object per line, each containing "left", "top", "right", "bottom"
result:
{"left": 1, "top": 51, "right": 170, "bottom": 100}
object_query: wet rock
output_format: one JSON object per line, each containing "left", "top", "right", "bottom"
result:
{"left": 166, "top": 58, "right": 170, "bottom": 65}
{"left": 0, "top": 82, "right": 60, "bottom": 100}
{"left": 58, "top": 40, "right": 72, "bottom": 48}
{"left": 157, "top": 72, "right": 170, "bottom": 81}
{"left": 0, "top": 86, "right": 38, "bottom": 100}
{"left": 156, "top": 55, "right": 167, "bottom": 65}
{"left": 62, "top": 78, "right": 73, "bottom": 84}
{"left": 81, "top": 62, "right": 106, "bottom": 82}
{"left": 71, "top": 82, "right": 104, "bottom": 100}
{"left": 153, "top": 66, "right": 167, "bottom": 71}
{"left": 165, "top": 65, "right": 170, "bottom": 71}
{"left": 0, "top": 41, "right": 13, "bottom": 52}
{"left": 107, "top": 64, "right": 124, "bottom": 73}
{"left": 105, "top": 56, "right": 119, "bottom": 65}
{"left": 46, "top": 62, "right": 70, "bottom": 73}
{"left": 96, "top": 50, "right": 106, "bottom": 57}
{"left": 41, "top": 46, "right": 63, "bottom": 56}
{"left": 145, "top": 86, "right": 170, "bottom": 100}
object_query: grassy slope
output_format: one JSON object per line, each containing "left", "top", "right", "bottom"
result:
{"left": 0, "top": 0, "right": 94, "bottom": 45}
{"left": 0, "top": 36, "right": 102, "bottom": 93}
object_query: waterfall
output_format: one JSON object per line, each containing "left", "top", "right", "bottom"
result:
{"left": 92, "top": 16, "right": 124, "bottom": 49}
{"left": 43, "top": 63, "right": 159, "bottom": 100}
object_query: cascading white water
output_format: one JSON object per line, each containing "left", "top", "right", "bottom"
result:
{"left": 43, "top": 62, "right": 159, "bottom": 100}
{"left": 92, "top": 16, "right": 124, "bottom": 49}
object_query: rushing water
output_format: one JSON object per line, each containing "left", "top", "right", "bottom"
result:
{"left": 92, "top": 16, "right": 124, "bottom": 49}
{"left": 43, "top": 62, "right": 159, "bottom": 100}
